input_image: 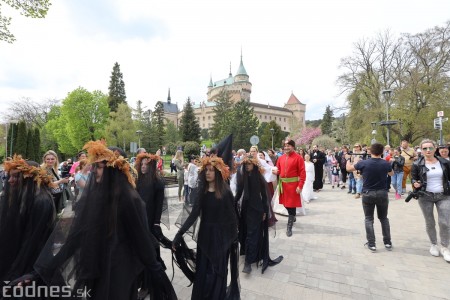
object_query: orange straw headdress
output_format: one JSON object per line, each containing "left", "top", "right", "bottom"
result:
{"left": 4, "top": 155, "right": 55, "bottom": 188}
{"left": 198, "top": 156, "right": 230, "bottom": 181}
{"left": 134, "top": 153, "right": 160, "bottom": 173}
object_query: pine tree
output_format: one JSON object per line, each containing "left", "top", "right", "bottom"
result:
{"left": 26, "top": 128, "right": 34, "bottom": 159}
{"left": 108, "top": 62, "right": 127, "bottom": 112}
{"left": 210, "top": 90, "right": 233, "bottom": 141}
{"left": 152, "top": 101, "right": 166, "bottom": 150}
{"left": 33, "top": 127, "right": 41, "bottom": 161}
{"left": 15, "top": 121, "right": 27, "bottom": 156}
{"left": 179, "top": 97, "right": 201, "bottom": 143}
{"left": 321, "top": 105, "right": 334, "bottom": 135}
{"left": 230, "top": 99, "right": 259, "bottom": 150}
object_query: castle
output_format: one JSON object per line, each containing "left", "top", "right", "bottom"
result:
{"left": 163, "top": 55, "right": 306, "bottom": 134}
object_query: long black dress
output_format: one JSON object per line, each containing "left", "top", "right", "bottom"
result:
{"left": 312, "top": 150, "right": 326, "bottom": 190}
{"left": 234, "top": 167, "right": 283, "bottom": 273}
{"left": 0, "top": 179, "right": 55, "bottom": 290}
{"left": 33, "top": 169, "right": 176, "bottom": 300}
{"left": 176, "top": 188, "right": 239, "bottom": 300}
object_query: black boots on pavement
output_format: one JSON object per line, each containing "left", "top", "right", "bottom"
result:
{"left": 286, "top": 215, "right": 294, "bottom": 237}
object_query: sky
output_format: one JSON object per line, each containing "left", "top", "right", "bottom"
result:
{"left": 1, "top": 0, "right": 449, "bottom": 123}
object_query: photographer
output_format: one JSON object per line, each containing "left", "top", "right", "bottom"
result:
{"left": 411, "top": 139, "right": 450, "bottom": 263}
{"left": 346, "top": 143, "right": 394, "bottom": 252}
{"left": 390, "top": 149, "right": 405, "bottom": 200}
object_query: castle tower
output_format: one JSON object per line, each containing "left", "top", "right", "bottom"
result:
{"left": 284, "top": 92, "right": 306, "bottom": 131}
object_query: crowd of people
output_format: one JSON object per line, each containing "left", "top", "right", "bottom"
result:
{"left": 0, "top": 137, "right": 449, "bottom": 299}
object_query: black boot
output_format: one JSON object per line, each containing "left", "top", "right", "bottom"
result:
{"left": 286, "top": 215, "right": 294, "bottom": 237}
{"left": 242, "top": 262, "right": 252, "bottom": 274}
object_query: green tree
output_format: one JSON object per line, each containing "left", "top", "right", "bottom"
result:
{"left": 41, "top": 105, "right": 64, "bottom": 155}
{"left": 259, "top": 120, "right": 283, "bottom": 150}
{"left": 200, "top": 128, "right": 209, "bottom": 140}
{"left": 1, "top": 0, "right": 51, "bottom": 43}
{"left": 33, "top": 127, "right": 41, "bottom": 161}
{"left": 103, "top": 103, "right": 136, "bottom": 151}
{"left": 7, "top": 122, "right": 18, "bottom": 157}
{"left": 179, "top": 97, "right": 201, "bottom": 143}
{"left": 230, "top": 99, "right": 259, "bottom": 150}
{"left": 210, "top": 90, "right": 233, "bottom": 141}
{"left": 165, "top": 121, "right": 180, "bottom": 144}
{"left": 52, "top": 87, "right": 109, "bottom": 154}
{"left": 321, "top": 105, "right": 334, "bottom": 135}
{"left": 107, "top": 62, "right": 127, "bottom": 112}
{"left": 26, "top": 128, "right": 34, "bottom": 159}
{"left": 15, "top": 121, "right": 27, "bottom": 156}
{"left": 151, "top": 101, "right": 165, "bottom": 151}
{"left": 312, "top": 135, "right": 337, "bottom": 150}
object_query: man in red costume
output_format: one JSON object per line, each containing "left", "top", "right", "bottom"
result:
{"left": 273, "top": 139, "right": 306, "bottom": 237}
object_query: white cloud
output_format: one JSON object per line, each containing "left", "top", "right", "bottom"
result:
{"left": 1, "top": 0, "right": 449, "bottom": 122}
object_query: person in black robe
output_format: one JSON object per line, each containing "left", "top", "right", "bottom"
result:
{"left": 234, "top": 155, "right": 283, "bottom": 274}
{"left": 173, "top": 156, "right": 240, "bottom": 300}
{"left": 18, "top": 141, "right": 176, "bottom": 300}
{"left": 311, "top": 145, "right": 326, "bottom": 191}
{"left": 135, "top": 152, "right": 172, "bottom": 299}
{"left": 0, "top": 157, "right": 56, "bottom": 297}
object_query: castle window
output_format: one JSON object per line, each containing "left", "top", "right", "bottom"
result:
{"left": 264, "top": 115, "right": 267, "bottom": 119}
{"left": 279, "top": 117, "right": 281, "bottom": 121}
{"left": 260, "top": 115, "right": 262, "bottom": 118}
{"left": 203, "top": 116, "right": 205, "bottom": 121}
{"left": 208, "top": 116, "right": 211, "bottom": 120}
{"left": 269, "top": 116, "right": 272, "bottom": 120}
{"left": 284, "top": 127, "right": 286, "bottom": 130}
{"left": 284, "top": 118, "right": 286, "bottom": 122}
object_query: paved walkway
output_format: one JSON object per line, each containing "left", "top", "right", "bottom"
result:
{"left": 160, "top": 184, "right": 450, "bottom": 300}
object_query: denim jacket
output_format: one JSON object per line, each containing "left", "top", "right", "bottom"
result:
{"left": 411, "top": 156, "right": 450, "bottom": 195}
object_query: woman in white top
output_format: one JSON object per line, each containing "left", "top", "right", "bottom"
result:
{"left": 302, "top": 154, "right": 315, "bottom": 203}
{"left": 411, "top": 139, "right": 450, "bottom": 263}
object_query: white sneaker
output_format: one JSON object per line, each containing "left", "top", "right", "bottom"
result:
{"left": 430, "top": 244, "right": 440, "bottom": 257}
{"left": 440, "top": 247, "right": 450, "bottom": 262}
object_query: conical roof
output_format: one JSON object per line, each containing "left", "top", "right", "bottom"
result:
{"left": 236, "top": 56, "right": 247, "bottom": 76}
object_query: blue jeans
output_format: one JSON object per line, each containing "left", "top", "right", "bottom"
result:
{"left": 348, "top": 173, "right": 356, "bottom": 193}
{"left": 356, "top": 178, "right": 363, "bottom": 194}
{"left": 362, "top": 190, "right": 391, "bottom": 246}
{"left": 391, "top": 172, "right": 403, "bottom": 194}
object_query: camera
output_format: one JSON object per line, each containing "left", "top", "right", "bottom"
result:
{"left": 405, "top": 182, "right": 426, "bottom": 202}
{"left": 348, "top": 151, "right": 370, "bottom": 160}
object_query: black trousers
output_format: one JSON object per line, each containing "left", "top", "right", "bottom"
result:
{"left": 362, "top": 190, "right": 391, "bottom": 246}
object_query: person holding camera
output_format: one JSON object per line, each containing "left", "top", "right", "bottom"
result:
{"left": 411, "top": 139, "right": 450, "bottom": 263}
{"left": 390, "top": 148, "right": 405, "bottom": 200}
{"left": 346, "top": 143, "right": 394, "bottom": 252}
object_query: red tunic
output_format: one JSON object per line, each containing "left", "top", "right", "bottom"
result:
{"left": 276, "top": 151, "right": 306, "bottom": 208}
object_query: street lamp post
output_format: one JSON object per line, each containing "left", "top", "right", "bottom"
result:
{"left": 381, "top": 89, "right": 396, "bottom": 146}
{"left": 270, "top": 128, "right": 274, "bottom": 150}
{"left": 136, "top": 130, "right": 143, "bottom": 148}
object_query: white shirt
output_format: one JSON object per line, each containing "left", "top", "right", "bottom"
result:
{"left": 425, "top": 161, "right": 444, "bottom": 193}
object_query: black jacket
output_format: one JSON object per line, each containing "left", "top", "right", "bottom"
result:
{"left": 411, "top": 156, "right": 450, "bottom": 195}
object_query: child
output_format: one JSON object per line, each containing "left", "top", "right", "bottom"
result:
{"left": 331, "top": 163, "right": 340, "bottom": 188}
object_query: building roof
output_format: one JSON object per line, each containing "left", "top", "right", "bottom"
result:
{"left": 162, "top": 101, "right": 179, "bottom": 114}
{"left": 236, "top": 56, "right": 247, "bottom": 76}
{"left": 212, "top": 76, "right": 235, "bottom": 88}
{"left": 286, "top": 93, "right": 304, "bottom": 105}
{"left": 192, "top": 101, "right": 217, "bottom": 109}
{"left": 251, "top": 102, "right": 292, "bottom": 112}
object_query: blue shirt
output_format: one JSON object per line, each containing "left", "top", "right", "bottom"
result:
{"left": 354, "top": 158, "right": 392, "bottom": 192}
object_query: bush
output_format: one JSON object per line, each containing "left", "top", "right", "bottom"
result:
{"left": 311, "top": 135, "right": 338, "bottom": 150}
{"left": 184, "top": 141, "right": 200, "bottom": 157}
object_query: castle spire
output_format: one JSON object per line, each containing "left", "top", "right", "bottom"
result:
{"left": 167, "top": 88, "right": 171, "bottom": 104}
{"left": 229, "top": 61, "right": 232, "bottom": 77}
{"left": 236, "top": 50, "right": 247, "bottom": 76}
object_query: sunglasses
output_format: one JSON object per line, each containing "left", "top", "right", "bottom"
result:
{"left": 422, "top": 147, "right": 435, "bottom": 151}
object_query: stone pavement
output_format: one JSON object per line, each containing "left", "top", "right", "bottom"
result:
{"left": 159, "top": 183, "right": 450, "bottom": 300}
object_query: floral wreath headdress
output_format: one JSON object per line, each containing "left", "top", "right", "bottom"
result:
{"left": 134, "top": 152, "right": 161, "bottom": 173}
{"left": 240, "top": 155, "right": 265, "bottom": 174}
{"left": 4, "top": 155, "right": 55, "bottom": 188}
{"left": 83, "top": 141, "right": 135, "bottom": 188}
{"left": 198, "top": 156, "right": 230, "bottom": 181}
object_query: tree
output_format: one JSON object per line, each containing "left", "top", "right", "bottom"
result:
{"left": 47, "top": 87, "right": 109, "bottom": 155}
{"left": 33, "top": 127, "right": 41, "bottom": 161}
{"left": 312, "top": 135, "right": 337, "bottom": 150}
{"left": 165, "top": 121, "right": 180, "bottom": 144}
{"left": 107, "top": 62, "right": 127, "bottom": 112}
{"left": 230, "top": 99, "right": 259, "bottom": 150}
{"left": 15, "top": 121, "right": 27, "bottom": 156}
{"left": 26, "top": 128, "right": 34, "bottom": 159}
{"left": 151, "top": 101, "right": 165, "bottom": 151}
{"left": 293, "top": 127, "right": 322, "bottom": 147}
{"left": 179, "top": 97, "right": 201, "bottom": 143}
{"left": 258, "top": 121, "right": 284, "bottom": 150}
{"left": 103, "top": 103, "right": 135, "bottom": 151}
{"left": 4, "top": 97, "right": 59, "bottom": 129}
{"left": 7, "top": 122, "right": 18, "bottom": 157}
{"left": 321, "top": 105, "right": 334, "bottom": 135}
{"left": 0, "top": 0, "right": 51, "bottom": 43}
{"left": 200, "top": 128, "right": 209, "bottom": 140}
{"left": 210, "top": 90, "right": 234, "bottom": 141}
